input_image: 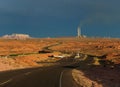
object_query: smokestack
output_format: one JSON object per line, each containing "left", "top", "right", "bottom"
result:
{"left": 77, "top": 26, "right": 81, "bottom": 37}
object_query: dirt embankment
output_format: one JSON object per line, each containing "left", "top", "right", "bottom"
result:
{"left": 71, "top": 54, "right": 120, "bottom": 87}
{"left": 72, "top": 66, "right": 120, "bottom": 87}
{"left": 72, "top": 69, "right": 103, "bottom": 87}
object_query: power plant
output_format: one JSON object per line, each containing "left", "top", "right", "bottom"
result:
{"left": 77, "top": 26, "right": 86, "bottom": 38}
{"left": 77, "top": 26, "right": 81, "bottom": 38}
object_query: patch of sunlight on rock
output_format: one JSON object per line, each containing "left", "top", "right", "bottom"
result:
{"left": 93, "top": 57, "right": 101, "bottom": 65}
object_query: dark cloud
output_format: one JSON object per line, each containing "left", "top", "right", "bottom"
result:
{"left": 0, "top": 0, "right": 120, "bottom": 37}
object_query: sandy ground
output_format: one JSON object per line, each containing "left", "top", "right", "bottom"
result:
{"left": 0, "top": 52, "right": 60, "bottom": 71}
{"left": 0, "top": 38, "right": 120, "bottom": 87}
{"left": 0, "top": 38, "right": 60, "bottom": 71}
{"left": 51, "top": 38, "right": 120, "bottom": 64}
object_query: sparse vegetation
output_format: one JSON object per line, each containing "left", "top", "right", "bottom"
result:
{"left": 0, "top": 37, "right": 120, "bottom": 87}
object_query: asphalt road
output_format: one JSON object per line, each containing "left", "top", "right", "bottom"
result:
{"left": 0, "top": 60, "right": 80, "bottom": 87}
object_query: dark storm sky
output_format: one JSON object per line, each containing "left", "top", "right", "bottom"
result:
{"left": 0, "top": 0, "right": 120, "bottom": 37}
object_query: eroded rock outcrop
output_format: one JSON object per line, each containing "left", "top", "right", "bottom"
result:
{"left": 2, "top": 34, "right": 31, "bottom": 40}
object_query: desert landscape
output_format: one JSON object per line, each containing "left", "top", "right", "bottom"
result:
{"left": 0, "top": 38, "right": 61, "bottom": 71}
{"left": 0, "top": 37, "right": 120, "bottom": 87}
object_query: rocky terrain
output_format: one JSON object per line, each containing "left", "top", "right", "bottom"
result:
{"left": 51, "top": 37, "right": 120, "bottom": 87}
{"left": 0, "top": 38, "right": 60, "bottom": 71}
{"left": 51, "top": 38, "right": 120, "bottom": 64}
{"left": 72, "top": 54, "right": 120, "bottom": 87}
{"left": 0, "top": 37, "right": 120, "bottom": 87}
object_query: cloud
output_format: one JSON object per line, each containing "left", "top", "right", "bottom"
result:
{"left": 0, "top": 0, "right": 120, "bottom": 27}
{"left": 77, "top": 0, "right": 120, "bottom": 26}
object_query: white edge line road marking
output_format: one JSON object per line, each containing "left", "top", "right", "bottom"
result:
{"left": 25, "top": 72, "right": 32, "bottom": 75}
{"left": 0, "top": 79, "right": 12, "bottom": 86}
{"left": 25, "top": 69, "right": 43, "bottom": 76}
{"left": 59, "top": 70, "right": 65, "bottom": 87}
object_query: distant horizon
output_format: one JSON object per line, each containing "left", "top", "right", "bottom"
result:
{"left": 1, "top": 33, "right": 120, "bottom": 39}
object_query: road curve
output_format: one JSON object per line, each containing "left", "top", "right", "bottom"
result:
{"left": 0, "top": 65, "right": 79, "bottom": 87}
{"left": 0, "top": 41, "right": 80, "bottom": 87}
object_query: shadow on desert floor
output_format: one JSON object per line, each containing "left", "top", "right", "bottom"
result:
{"left": 75, "top": 55, "right": 120, "bottom": 87}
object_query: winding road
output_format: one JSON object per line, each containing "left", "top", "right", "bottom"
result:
{"left": 0, "top": 61, "right": 79, "bottom": 87}
{"left": 0, "top": 42, "right": 80, "bottom": 87}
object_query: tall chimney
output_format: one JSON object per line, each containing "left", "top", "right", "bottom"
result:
{"left": 77, "top": 26, "right": 81, "bottom": 37}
